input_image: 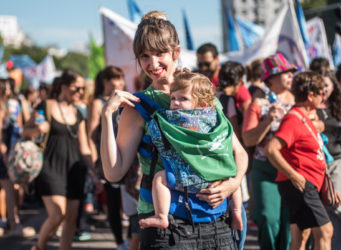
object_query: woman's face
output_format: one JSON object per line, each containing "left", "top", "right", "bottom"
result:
{"left": 269, "top": 71, "right": 293, "bottom": 92}
{"left": 65, "top": 76, "right": 85, "bottom": 103}
{"left": 138, "top": 47, "right": 179, "bottom": 84}
{"left": 322, "top": 76, "right": 334, "bottom": 102}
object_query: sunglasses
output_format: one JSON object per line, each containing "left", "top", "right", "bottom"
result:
{"left": 71, "top": 86, "right": 85, "bottom": 92}
{"left": 198, "top": 61, "right": 213, "bottom": 68}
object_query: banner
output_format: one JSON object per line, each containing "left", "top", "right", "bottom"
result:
{"left": 23, "top": 55, "right": 57, "bottom": 89}
{"left": 306, "top": 17, "right": 334, "bottom": 68}
{"left": 222, "top": 2, "right": 309, "bottom": 70}
{"left": 333, "top": 34, "right": 341, "bottom": 67}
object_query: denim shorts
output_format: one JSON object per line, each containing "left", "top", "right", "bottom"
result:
{"left": 139, "top": 213, "right": 237, "bottom": 250}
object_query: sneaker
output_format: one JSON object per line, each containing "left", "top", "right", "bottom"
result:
{"left": 6, "top": 225, "right": 36, "bottom": 237}
{"left": 74, "top": 231, "right": 91, "bottom": 241}
{"left": 56, "top": 225, "right": 63, "bottom": 238}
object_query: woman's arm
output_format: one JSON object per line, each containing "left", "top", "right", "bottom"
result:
{"left": 100, "top": 90, "right": 142, "bottom": 182}
{"left": 265, "top": 136, "right": 306, "bottom": 192}
{"left": 87, "top": 99, "right": 102, "bottom": 164}
{"left": 78, "top": 119, "right": 97, "bottom": 175}
{"left": 242, "top": 99, "right": 279, "bottom": 147}
{"left": 197, "top": 132, "right": 248, "bottom": 208}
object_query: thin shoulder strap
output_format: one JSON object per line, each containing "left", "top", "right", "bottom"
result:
{"left": 288, "top": 110, "right": 321, "bottom": 147}
{"left": 41, "top": 100, "right": 52, "bottom": 149}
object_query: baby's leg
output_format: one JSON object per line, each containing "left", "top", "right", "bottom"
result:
{"left": 139, "top": 170, "right": 170, "bottom": 229}
{"left": 230, "top": 187, "right": 243, "bottom": 230}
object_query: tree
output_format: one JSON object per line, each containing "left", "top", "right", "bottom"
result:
{"left": 55, "top": 51, "right": 88, "bottom": 77}
{"left": 301, "top": 0, "right": 327, "bottom": 10}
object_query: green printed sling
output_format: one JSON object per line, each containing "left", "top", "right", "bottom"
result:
{"left": 153, "top": 107, "right": 237, "bottom": 181}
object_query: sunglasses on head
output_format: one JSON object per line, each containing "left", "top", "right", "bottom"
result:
{"left": 198, "top": 61, "right": 212, "bottom": 68}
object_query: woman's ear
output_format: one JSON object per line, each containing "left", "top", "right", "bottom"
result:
{"left": 173, "top": 46, "right": 181, "bottom": 60}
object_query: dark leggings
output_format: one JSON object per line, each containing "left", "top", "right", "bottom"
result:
{"left": 105, "top": 183, "right": 123, "bottom": 245}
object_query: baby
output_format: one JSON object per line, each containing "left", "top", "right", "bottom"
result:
{"left": 139, "top": 71, "right": 243, "bottom": 230}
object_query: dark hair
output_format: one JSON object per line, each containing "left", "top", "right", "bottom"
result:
{"left": 59, "top": 68, "right": 81, "bottom": 87}
{"left": 133, "top": 12, "right": 179, "bottom": 59}
{"left": 309, "top": 57, "right": 330, "bottom": 72}
{"left": 246, "top": 58, "right": 263, "bottom": 82}
{"left": 218, "top": 61, "right": 245, "bottom": 90}
{"left": 94, "top": 70, "right": 104, "bottom": 98}
{"left": 49, "top": 76, "right": 61, "bottom": 99}
{"left": 196, "top": 43, "right": 218, "bottom": 58}
{"left": 291, "top": 71, "right": 325, "bottom": 103}
{"left": 320, "top": 70, "right": 341, "bottom": 121}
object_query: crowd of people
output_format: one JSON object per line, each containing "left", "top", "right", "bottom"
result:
{"left": 0, "top": 10, "right": 341, "bottom": 250}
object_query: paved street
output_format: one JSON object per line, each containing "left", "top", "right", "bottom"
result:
{"left": 0, "top": 199, "right": 260, "bottom": 250}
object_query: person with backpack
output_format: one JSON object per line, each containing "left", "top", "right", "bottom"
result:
{"left": 100, "top": 11, "right": 248, "bottom": 249}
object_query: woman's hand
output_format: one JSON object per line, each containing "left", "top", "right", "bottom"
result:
{"left": 290, "top": 172, "right": 306, "bottom": 192}
{"left": 267, "top": 103, "right": 283, "bottom": 122}
{"left": 197, "top": 179, "right": 238, "bottom": 208}
{"left": 102, "top": 90, "right": 140, "bottom": 117}
{"left": 335, "top": 191, "right": 341, "bottom": 208}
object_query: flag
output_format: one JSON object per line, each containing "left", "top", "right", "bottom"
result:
{"left": 88, "top": 34, "right": 105, "bottom": 80}
{"left": 333, "top": 34, "right": 341, "bottom": 66}
{"left": 183, "top": 10, "right": 194, "bottom": 50}
{"left": 127, "top": 0, "right": 142, "bottom": 24}
{"left": 222, "top": 1, "right": 309, "bottom": 71}
{"left": 9, "top": 54, "right": 37, "bottom": 69}
{"left": 223, "top": 4, "right": 241, "bottom": 51}
{"left": 23, "top": 55, "right": 57, "bottom": 88}
{"left": 306, "top": 17, "right": 334, "bottom": 68}
{"left": 235, "top": 18, "right": 264, "bottom": 48}
{"left": 295, "top": 0, "right": 310, "bottom": 49}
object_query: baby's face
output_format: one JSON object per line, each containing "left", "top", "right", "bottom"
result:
{"left": 170, "top": 87, "right": 196, "bottom": 110}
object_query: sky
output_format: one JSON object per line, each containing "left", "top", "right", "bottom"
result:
{"left": 1, "top": 0, "right": 223, "bottom": 52}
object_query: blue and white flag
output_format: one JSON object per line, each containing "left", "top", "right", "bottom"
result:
{"left": 127, "top": 0, "right": 142, "bottom": 24}
{"left": 333, "top": 34, "right": 341, "bottom": 67}
{"left": 295, "top": 0, "right": 310, "bottom": 50}
{"left": 235, "top": 18, "right": 264, "bottom": 48}
{"left": 183, "top": 10, "right": 194, "bottom": 51}
{"left": 223, "top": 4, "right": 241, "bottom": 51}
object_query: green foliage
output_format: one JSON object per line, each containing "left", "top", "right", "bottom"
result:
{"left": 2, "top": 44, "right": 89, "bottom": 77}
{"left": 301, "top": 0, "right": 327, "bottom": 10}
{"left": 4, "top": 45, "right": 48, "bottom": 63}
{"left": 88, "top": 35, "right": 105, "bottom": 80}
{"left": 55, "top": 51, "right": 89, "bottom": 77}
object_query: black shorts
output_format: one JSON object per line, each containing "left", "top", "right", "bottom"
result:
{"left": 278, "top": 180, "right": 330, "bottom": 230}
{"left": 129, "top": 214, "right": 140, "bottom": 236}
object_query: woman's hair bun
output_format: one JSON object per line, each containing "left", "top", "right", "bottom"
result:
{"left": 142, "top": 11, "right": 167, "bottom": 21}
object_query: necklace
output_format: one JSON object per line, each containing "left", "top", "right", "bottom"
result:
{"left": 57, "top": 102, "right": 79, "bottom": 139}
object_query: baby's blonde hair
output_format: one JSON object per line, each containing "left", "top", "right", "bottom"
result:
{"left": 171, "top": 69, "right": 215, "bottom": 108}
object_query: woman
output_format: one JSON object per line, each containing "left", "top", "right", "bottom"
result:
{"left": 100, "top": 11, "right": 248, "bottom": 249}
{"left": 317, "top": 70, "right": 341, "bottom": 249}
{"left": 242, "top": 53, "right": 296, "bottom": 250}
{"left": 24, "top": 69, "right": 92, "bottom": 250}
{"left": 265, "top": 71, "right": 341, "bottom": 250}
{"left": 87, "top": 66, "right": 128, "bottom": 250}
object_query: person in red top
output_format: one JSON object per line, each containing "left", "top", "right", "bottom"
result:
{"left": 265, "top": 71, "right": 341, "bottom": 250}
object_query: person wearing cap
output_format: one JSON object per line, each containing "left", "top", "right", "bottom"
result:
{"left": 265, "top": 71, "right": 340, "bottom": 250}
{"left": 242, "top": 53, "right": 297, "bottom": 250}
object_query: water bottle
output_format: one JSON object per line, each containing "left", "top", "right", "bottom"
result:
{"left": 35, "top": 110, "right": 45, "bottom": 144}
{"left": 268, "top": 92, "right": 279, "bottom": 104}
{"left": 267, "top": 92, "right": 280, "bottom": 131}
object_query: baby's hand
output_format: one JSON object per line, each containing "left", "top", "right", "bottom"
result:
{"left": 231, "top": 209, "right": 243, "bottom": 231}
